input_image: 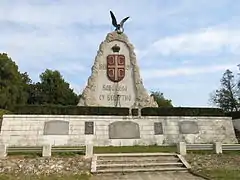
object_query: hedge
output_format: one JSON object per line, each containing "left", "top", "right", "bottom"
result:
{"left": 10, "top": 105, "right": 226, "bottom": 117}
{"left": 0, "top": 109, "right": 11, "bottom": 118}
{"left": 141, "top": 107, "right": 225, "bottom": 116}
{"left": 12, "top": 105, "right": 129, "bottom": 116}
{"left": 226, "top": 111, "right": 240, "bottom": 119}
{"left": 0, "top": 109, "right": 11, "bottom": 131}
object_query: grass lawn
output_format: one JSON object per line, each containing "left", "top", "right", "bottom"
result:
{"left": 186, "top": 151, "right": 240, "bottom": 180}
{"left": 94, "top": 145, "right": 177, "bottom": 153}
{"left": 7, "top": 145, "right": 177, "bottom": 157}
{"left": 198, "top": 169, "right": 240, "bottom": 180}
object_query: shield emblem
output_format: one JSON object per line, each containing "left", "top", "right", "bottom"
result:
{"left": 107, "top": 54, "right": 125, "bottom": 82}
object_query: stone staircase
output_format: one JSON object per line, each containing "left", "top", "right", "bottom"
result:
{"left": 91, "top": 153, "right": 191, "bottom": 173}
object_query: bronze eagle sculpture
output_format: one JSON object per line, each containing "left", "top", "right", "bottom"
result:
{"left": 110, "top": 11, "right": 129, "bottom": 33}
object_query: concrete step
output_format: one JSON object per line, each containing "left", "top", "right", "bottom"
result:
{"left": 96, "top": 153, "right": 179, "bottom": 161}
{"left": 96, "top": 152, "right": 176, "bottom": 158}
{"left": 97, "top": 162, "right": 185, "bottom": 171}
{"left": 96, "top": 167, "right": 188, "bottom": 173}
{"left": 91, "top": 153, "right": 191, "bottom": 173}
{"left": 97, "top": 162, "right": 183, "bottom": 167}
{"left": 97, "top": 157, "right": 180, "bottom": 163}
{"left": 95, "top": 152, "right": 177, "bottom": 155}
{"left": 97, "top": 160, "right": 180, "bottom": 165}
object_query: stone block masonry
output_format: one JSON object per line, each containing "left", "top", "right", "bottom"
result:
{"left": 0, "top": 115, "right": 237, "bottom": 146}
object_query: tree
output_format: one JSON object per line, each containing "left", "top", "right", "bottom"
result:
{"left": 26, "top": 82, "right": 44, "bottom": 105}
{"left": 210, "top": 69, "right": 238, "bottom": 112}
{"left": 0, "top": 53, "right": 28, "bottom": 109}
{"left": 37, "top": 69, "right": 78, "bottom": 105}
{"left": 150, "top": 91, "right": 173, "bottom": 107}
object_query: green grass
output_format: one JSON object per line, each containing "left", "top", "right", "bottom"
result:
{"left": 188, "top": 150, "right": 240, "bottom": 155}
{"left": 196, "top": 169, "right": 240, "bottom": 180}
{"left": 0, "top": 173, "right": 91, "bottom": 180}
{"left": 187, "top": 150, "right": 215, "bottom": 154}
{"left": 6, "top": 145, "right": 176, "bottom": 156}
{"left": 187, "top": 151, "right": 240, "bottom": 180}
{"left": 7, "top": 146, "right": 86, "bottom": 157}
{"left": 94, "top": 145, "right": 177, "bottom": 153}
{"left": 222, "top": 150, "right": 240, "bottom": 155}
{"left": 7, "top": 152, "right": 42, "bottom": 158}
{"left": 7, "top": 151, "right": 85, "bottom": 158}
{"left": 0, "top": 109, "right": 11, "bottom": 117}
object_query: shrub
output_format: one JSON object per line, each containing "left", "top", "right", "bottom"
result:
{"left": 12, "top": 105, "right": 129, "bottom": 116}
{"left": 226, "top": 111, "right": 240, "bottom": 119}
{"left": 10, "top": 105, "right": 226, "bottom": 117}
{"left": 141, "top": 107, "right": 225, "bottom": 116}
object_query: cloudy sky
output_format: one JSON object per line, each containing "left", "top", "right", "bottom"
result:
{"left": 0, "top": 0, "right": 240, "bottom": 107}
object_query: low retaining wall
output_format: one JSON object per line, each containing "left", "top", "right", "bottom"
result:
{"left": 177, "top": 142, "right": 240, "bottom": 155}
{"left": 0, "top": 115, "right": 238, "bottom": 146}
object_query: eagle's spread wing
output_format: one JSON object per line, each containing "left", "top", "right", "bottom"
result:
{"left": 120, "top": 16, "right": 130, "bottom": 27}
{"left": 110, "top": 11, "right": 118, "bottom": 27}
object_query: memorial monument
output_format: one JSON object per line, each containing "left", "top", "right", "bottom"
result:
{"left": 78, "top": 11, "right": 158, "bottom": 108}
{"left": 0, "top": 11, "right": 238, "bottom": 147}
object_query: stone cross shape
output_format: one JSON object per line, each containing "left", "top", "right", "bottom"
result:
{"left": 108, "top": 56, "right": 125, "bottom": 82}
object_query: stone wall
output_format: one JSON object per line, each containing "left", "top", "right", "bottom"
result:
{"left": 233, "top": 119, "right": 240, "bottom": 131}
{"left": 0, "top": 115, "right": 237, "bottom": 146}
{"left": 232, "top": 119, "right": 240, "bottom": 142}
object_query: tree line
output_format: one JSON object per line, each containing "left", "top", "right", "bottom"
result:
{"left": 0, "top": 53, "right": 172, "bottom": 110}
{"left": 210, "top": 68, "right": 240, "bottom": 112}
{"left": 0, "top": 53, "right": 79, "bottom": 109}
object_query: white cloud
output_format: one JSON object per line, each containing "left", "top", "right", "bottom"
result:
{"left": 0, "top": 0, "right": 180, "bottom": 27}
{"left": 0, "top": 0, "right": 240, "bottom": 107}
{"left": 145, "top": 28, "right": 240, "bottom": 56}
{"left": 142, "top": 63, "right": 237, "bottom": 79}
{"left": 48, "top": 62, "right": 87, "bottom": 75}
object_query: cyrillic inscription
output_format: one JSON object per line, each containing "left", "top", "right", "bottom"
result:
{"left": 102, "top": 84, "right": 127, "bottom": 92}
{"left": 99, "top": 94, "right": 131, "bottom": 101}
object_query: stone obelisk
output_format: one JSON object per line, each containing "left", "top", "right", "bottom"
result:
{"left": 78, "top": 11, "right": 157, "bottom": 108}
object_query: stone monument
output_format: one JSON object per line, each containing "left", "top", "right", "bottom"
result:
{"left": 78, "top": 11, "right": 158, "bottom": 108}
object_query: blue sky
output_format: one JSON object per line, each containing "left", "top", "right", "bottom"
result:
{"left": 0, "top": 0, "right": 240, "bottom": 107}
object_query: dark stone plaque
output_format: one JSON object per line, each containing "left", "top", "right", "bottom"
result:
{"left": 109, "top": 121, "right": 140, "bottom": 139}
{"left": 85, "top": 121, "right": 94, "bottom": 135}
{"left": 154, "top": 122, "right": 163, "bottom": 135}
{"left": 179, "top": 121, "right": 199, "bottom": 134}
{"left": 44, "top": 120, "right": 69, "bottom": 135}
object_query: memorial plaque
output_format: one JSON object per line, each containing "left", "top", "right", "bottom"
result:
{"left": 154, "top": 122, "right": 163, "bottom": 135}
{"left": 44, "top": 120, "right": 69, "bottom": 135}
{"left": 85, "top": 121, "right": 94, "bottom": 135}
{"left": 179, "top": 121, "right": 199, "bottom": 134}
{"left": 109, "top": 121, "right": 140, "bottom": 139}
